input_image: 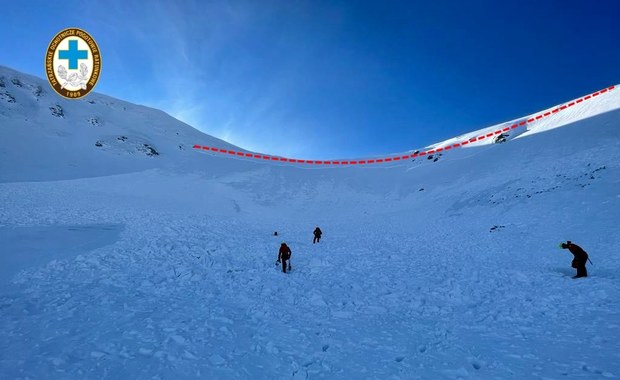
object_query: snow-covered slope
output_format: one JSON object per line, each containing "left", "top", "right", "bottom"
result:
{"left": 1, "top": 65, "right": 620, "bottom": 379}
{"left": 0, "top": 65, "right": 241, "bottom": 182}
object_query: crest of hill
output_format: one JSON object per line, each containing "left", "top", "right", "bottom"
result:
{"left": 0, "top": 65, "right": 241, "bottom": 182}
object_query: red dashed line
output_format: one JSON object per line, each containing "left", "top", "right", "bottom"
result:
{"left": 193, "top": 85, "right": 614, "bottom": 165}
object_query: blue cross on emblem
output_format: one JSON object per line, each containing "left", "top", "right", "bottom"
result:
{"left": 58, "top": 40, "right": 88, "bottom": 70}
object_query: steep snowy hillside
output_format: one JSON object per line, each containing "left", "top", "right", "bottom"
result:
{"left": 1, "top": 65, "right": 619, "bottom": 379}
{"left": 0, "top": 65, "right": 241, "bottom": 182}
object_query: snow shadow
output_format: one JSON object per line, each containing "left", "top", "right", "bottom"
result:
{"left": 0, "top": 223, "right": 124, "bottom": 282}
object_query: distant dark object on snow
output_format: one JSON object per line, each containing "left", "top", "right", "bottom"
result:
{"left": 1, "top": 91, "right": 16, "bottom": 103}
{"left": 273, "top": 231, "right": 278, "bottom": 236}
{"left": 426, "top": 152, "right": 443, "bottom": 162}
{"left": 494, "top": 133, "right": 508, "bottom": 144}
{"left": 411, "top": 150, "right": 420, "bottom": 161}
{"left": 489, "top": 225, "right": 505, "bottom": 232}
{"left": 49, "top": 105, "right": 64, "bottom": 118}
{"left": 140, "top": 144, "right": 159, "bottom": 156}
{"left": 95, "top": 141, "right": 103, "bottom": 147}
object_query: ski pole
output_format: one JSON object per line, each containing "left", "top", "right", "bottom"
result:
{"left": 588, "top": 257, "right": 593, "bottom": 265}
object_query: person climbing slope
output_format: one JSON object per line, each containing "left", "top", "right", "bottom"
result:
{"left": 560, "top": 241, "right": 590, "bottom": 278}
{"left": 313, "top": 227, "right": 322, "bottom": 244}
{"left": 277, "top": 242, "right": 292, "bottom": 273}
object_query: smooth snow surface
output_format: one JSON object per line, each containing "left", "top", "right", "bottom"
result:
{"left": 1, "top": 66, "right": 620, "bottom": 379}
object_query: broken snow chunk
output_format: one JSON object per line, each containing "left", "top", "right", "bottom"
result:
{"left": 209, "top": 354, "right": 226, "bottom": 365}
{"left": 170, "top": 335, "right": 186, "bottom": 345}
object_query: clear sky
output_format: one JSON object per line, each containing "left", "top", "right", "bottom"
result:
{"left": 1, "top": 1, "right": 619, "bottom": 159}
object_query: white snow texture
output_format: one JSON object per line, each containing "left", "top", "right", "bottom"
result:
{"left": 1, "top": 65, "right": 619, "bottom": 379}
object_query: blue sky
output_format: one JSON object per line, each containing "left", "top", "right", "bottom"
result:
{"left": 1, "top": 1, "right": 619, "bottom": 159}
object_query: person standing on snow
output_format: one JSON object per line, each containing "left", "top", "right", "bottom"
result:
{"left": 277, "top": 243, "right": 292, "bottom": 273}
{"left": 313, "top": 227, "right": 323, "bottom": 244}
{"left": 560, "top": 241, "right": 590, "bottom": 278}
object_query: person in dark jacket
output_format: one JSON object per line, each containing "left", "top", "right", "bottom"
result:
{"left": 313, "top": 227, "right": 322, "bottom": 244}
{"left": 560, "top": 241, "right": 589, "bottom": 278}
{"left": 277, "top": 243, "right": 292, "bottom": 273}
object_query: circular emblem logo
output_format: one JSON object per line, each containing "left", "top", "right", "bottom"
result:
{"left": 45, "top": 28, "right": 101, "bottom": 99}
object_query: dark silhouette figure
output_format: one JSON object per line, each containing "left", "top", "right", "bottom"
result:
{"left": 277, "top": 243, "right": 292, "bottom": 273}
{"left": 273, "top": 231, "right": 278, "bottom": 236}
{"left": 313, "top": 227, "right": 322, "bottom": 244}
{"left": 560, "top": 241, "right": 589, "bottom": 278}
